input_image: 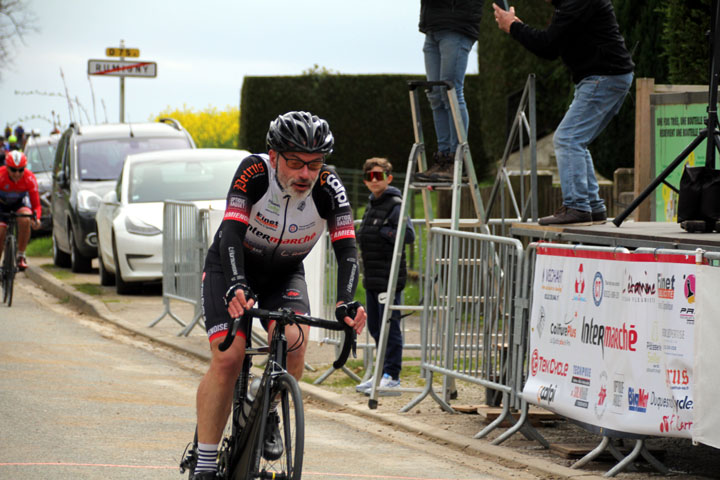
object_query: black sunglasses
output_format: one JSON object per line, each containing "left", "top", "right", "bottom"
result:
{"left": 363, "top": 171, "right": 388, "bottom": 182}
{"left": 9, "top": 167, "right": 25, "bottom": 173}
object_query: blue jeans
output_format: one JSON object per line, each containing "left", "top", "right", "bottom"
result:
{"left": 554, "top": 72, "right": 634, "bottom": 213}
{"left": 366, "top": 289, "right": 403, "bottom": 379}
{"left": 423, "top": 31, "right": 475, "bottom": 154}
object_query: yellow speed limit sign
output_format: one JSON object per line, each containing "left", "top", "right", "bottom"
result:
{"left": 106, "top": 47, "right": 140, "bottom": 57}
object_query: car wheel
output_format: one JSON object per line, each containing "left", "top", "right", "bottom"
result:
{"left": 97, "top": 236, "right": 115, "bottom": 286}
{"left": 112, "top": 233, "right": 134, "bottom": 295}
{"left": 52, "top": 233, "right": 71, "bottom": 268}
{"left": 69, "top": 227, "right": 92, "bottom": 273}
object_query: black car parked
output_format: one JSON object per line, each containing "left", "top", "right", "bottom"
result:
{"left": 51, "top": 119, "right": 195, "bottom": 272}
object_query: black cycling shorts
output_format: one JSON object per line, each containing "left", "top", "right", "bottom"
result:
{"left": 0, "top": 201, "right": 30, "bottom": 227}
{"left": 201, "top": 266, "right": 310, "bottom": 344}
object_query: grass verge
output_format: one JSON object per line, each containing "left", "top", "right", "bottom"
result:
{"left": 26, "top": 236, "right": 52, "bottom": 257}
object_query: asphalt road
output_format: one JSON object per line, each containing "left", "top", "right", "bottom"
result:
{"left": 0, "top": 276, "right": 548, "bottom": 480}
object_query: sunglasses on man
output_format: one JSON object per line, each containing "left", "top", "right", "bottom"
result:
{"left": 281, "top": 153, "right": 325, "bottom": 171}
{"left": 8, "top": 167, "right": 25, "bottom": 173}
{"left": 363, "top": 171, "right": 388, "bottom": 182}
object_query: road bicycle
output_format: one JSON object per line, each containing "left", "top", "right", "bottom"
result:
{"left": 1, "top": 212, "right": 35, "bottom": 307}
{"left": 180, "top": 306, "right": 357, "bottom": 480}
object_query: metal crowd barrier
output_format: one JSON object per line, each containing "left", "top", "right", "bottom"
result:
{"left": 313, "top": 219, "right": 428, "bottom": 385}
{"left": 314, "top": 218, "right": 523, "bottom": 385}
{"left": 149, "top": 201, "right": 207, "bottom": 336}
{"left": 148, "top": 202, "right": 273, "bottom": 352}
{"left": 398, "top": 227, "right": 549, "bottom": 445}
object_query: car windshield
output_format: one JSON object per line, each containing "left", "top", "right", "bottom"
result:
{"left": 128, "top": 157, "right": 238, "bottom": 203}
{"left": 78, "top": 137, "right": 190, "bottom": 181}
{"left": 25, "top": 143, "right": 56, "bottom": 173}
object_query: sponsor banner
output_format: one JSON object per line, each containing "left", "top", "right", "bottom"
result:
{"left": 523, "top": 247, "right": 697, "bottom": 438}
{"left": 692, "top": 264, "right": 720, "bottom": 449}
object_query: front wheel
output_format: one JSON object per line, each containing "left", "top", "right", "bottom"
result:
{"left": 69, "top": 227, "right": 92, "bottom": 273}
{"left": 253, "top": 373, "right": 304, "bottom": 480}
{"left": 97, "top": 236, "right": 115, "bottom": 286}
{"left": 2, "top": 236, "right": 16, "bottom": 306}
{"left": 52, "top": 233, "right": 71, "bottom": 268}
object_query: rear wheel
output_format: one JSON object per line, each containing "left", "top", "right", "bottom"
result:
{"left": 52, "top": 233, "right": 71, "bottom": 268}
{"left": 249, "top": 373, "right": 304, "bottom": 480}
{"left": 69, "top": 228, "right": 92, "bottom": 273}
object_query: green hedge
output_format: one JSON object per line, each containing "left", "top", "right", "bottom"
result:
{"left": 239, "top": 74, "right": 490, "bottom": 180}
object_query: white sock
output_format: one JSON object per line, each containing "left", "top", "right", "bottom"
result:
{"left": 195, "top": 442, "right": 218, "bottom": 473}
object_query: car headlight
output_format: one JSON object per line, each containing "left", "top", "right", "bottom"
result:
{"left": 77, "top": 190, "right": 102, "bottom": 212}
{"left": 125, "top": 215, "right": 162, "bottom": 236}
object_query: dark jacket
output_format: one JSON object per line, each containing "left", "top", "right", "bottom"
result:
{"left": 510, "top": 0, "right": 634, "bottom": 84}
{"left": 419, "top": 0, "right": 483, "bottom": 40}
{"left": 357, "top": 186, "right": 416, "bottom": 293}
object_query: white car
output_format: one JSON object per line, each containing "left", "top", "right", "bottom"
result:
{"left": 96, "top": 148, "right": 250, "bottom": 294}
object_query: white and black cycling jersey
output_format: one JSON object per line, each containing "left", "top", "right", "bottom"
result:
{"left": 204, "top": 154, "right": 359, "bottom": 304}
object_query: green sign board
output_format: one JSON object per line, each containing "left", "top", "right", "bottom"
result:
{"left": 652, "top": 98, "right": 709, "bottom": 221}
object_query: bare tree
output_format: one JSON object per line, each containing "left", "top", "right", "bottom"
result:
{"left": 0, "top": 0, "right": 37, "bottom": 78}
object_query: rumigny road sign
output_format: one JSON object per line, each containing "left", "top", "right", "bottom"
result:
{"left": 87, "top": 59, "right": 157, "bottom": 78}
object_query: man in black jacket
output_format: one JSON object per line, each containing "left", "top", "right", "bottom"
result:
{"left": 415, "top": 0, "right": 483, "bottom": 182}
{"left": 494, "top": 0, "right": 634, "bottom": 225}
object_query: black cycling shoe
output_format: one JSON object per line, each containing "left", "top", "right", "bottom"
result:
{"left": 263, "top": 411, "right": 284, "bottom": 461}
{"left": 191, "top": 471, "right": 219, "bottom": 480}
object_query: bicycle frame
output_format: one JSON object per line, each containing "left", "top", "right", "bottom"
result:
{"left": 225, "top": 321, "right": 290, "bottom": 478}
{"left": 181, "top": 307, "right": 356, "bottom": 480}
{"left": 1, "top": 212, "right": 34, "bottom": 307}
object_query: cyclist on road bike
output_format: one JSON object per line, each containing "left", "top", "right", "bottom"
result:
{"left": 191, "top": 111, "right": 367, "bottom": 480}
{"left": 0, "top": 151, "right": 42, "bottom": 271}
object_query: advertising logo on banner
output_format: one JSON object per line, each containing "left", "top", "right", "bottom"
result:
{"left": 523, "top": 248, "right": 697, "bottom": 438}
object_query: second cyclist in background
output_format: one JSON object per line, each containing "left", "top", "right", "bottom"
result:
{"left": 190, "top": 111, "right": 366, "bottom": 480}
{"left": 0, "top": 151, "right": 42, "bottom": 271}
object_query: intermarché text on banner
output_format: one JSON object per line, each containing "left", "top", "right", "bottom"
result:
{"left": 525, "top": 246, "right": 697, "bottom": 438}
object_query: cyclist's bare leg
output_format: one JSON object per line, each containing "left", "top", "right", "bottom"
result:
{"left": 196, "top": 334, "right": 247, "bottom": 443}
{"left": 267, "top": 322, "right": 309, "bottom": 381}
{"left": 15, "top": 207, "right": 33, "bottom": 253}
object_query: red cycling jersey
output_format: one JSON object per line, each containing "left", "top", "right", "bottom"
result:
{"left": 0, "top": 165, "right": 41, "bottom": 219}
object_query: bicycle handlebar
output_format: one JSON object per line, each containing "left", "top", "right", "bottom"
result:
{"left": 0, "top": 212, "right": 36, "bottom": 220}
{"left": 218, "top": 307, "right": 357, "bottom": 370}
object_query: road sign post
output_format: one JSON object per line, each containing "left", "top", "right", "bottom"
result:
{"left": 88, "top": 40, "right": 156, "bottom": 122}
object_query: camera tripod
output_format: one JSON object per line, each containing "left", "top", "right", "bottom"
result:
{"left": 613, "top": 0, "right": 720, "bottom": 228}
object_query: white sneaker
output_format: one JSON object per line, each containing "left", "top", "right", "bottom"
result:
{"left": 355, "top": 376, "right": 374, "bottom": 393}
{"left": 379, "top": 373, "right": 401, "bottom": 389}
{"left": 364, "top": 373, "right": 401, "bottom": 396}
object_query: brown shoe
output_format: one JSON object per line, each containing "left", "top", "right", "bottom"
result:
{"left": 413, "top": 152, "right": 454, "bottom": 182}
{"left": 591, "top": 210, "right": 607, "bottom": 225}
{"left": 538, "top": 206, "right": 592, "bottom": 226}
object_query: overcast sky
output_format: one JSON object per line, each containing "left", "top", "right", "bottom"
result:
{"left": 1, "top": 0, "right": 480, "bottom": 137}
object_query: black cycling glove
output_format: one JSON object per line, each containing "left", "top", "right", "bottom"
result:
{"left": 223, "top": 282, "right": 256, "bottom": 309}
{"left": 335, "top": 301, "right": 363, "bottom": 323}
